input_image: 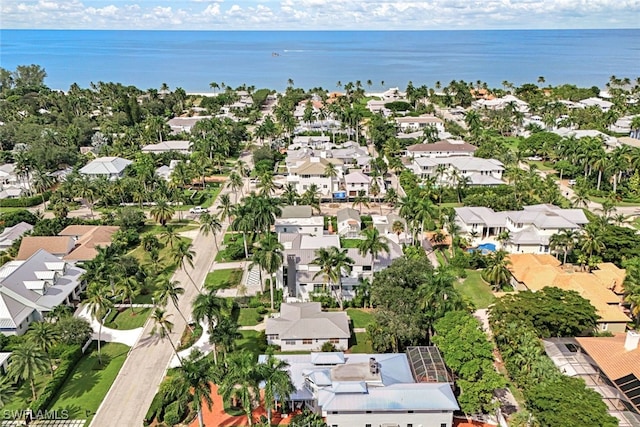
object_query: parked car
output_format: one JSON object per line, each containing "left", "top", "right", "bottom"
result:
{"left": 189, "top": 206, "right": 208, "bottom": 214}
{"left": 568, "top": 179, "right": 577, "bottom": 186}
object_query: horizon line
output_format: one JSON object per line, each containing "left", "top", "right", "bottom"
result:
{"left": 1, "top": 27, "right": 639, "bottom": 32}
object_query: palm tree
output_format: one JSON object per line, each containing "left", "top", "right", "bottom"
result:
{"left": 150, "top": 198, "right": 175, "bottom": 226}
{"left": 150, "top": 307, "right": 183, "bottom": 365}
{"left": 311, "top": 247, "right": 354, "bottom": 310}
{"left": 177, "top": 349, "right": 217, "bottom": 427}
{"left": 252, "top": 233, "right": 284, "bottom": 310}
{"left": 228, "top": 171, "right": 244, "bottom": 203}
{"left": 220, "top": 351, "right": 262, "bottom": 426}
{"left": 482, "top": 250, "right": 512, "bottom": 291}
{"left": 352, "top": 190, "right": 370, "bottom": 214}
{"left": 192, "top": 291, "right": 230, "bottom": 364}
{"left": 0, "top": 378, "right": 14, "bottom": 409}
{"left": 392, "top": 220, "right": 405, "bottom": 244}
{"left": 217, "top": 193, "right": 233, "bottom": 223}
{"left": 199, "top": 212, "right": 222, "bottom": 251}
{"left": 27, "top": 321, "right": 59, "bottom": 375}
{"left": 160, "top": 225, "right": 181, "bottom": 249}
{"left": 172, "top": 240, "right": 200, "bottom": 292}
{"left": 154, "top": 278, "right": 191, "bottom": 330}
{"left": 85, "top": 282, "right": 114, "bottom": 365}
{"left": 419, "top": 269, "right": 463, "bottom": 341}
{"left": 8, "top": 342, "right": 48, "bottom": 400}
{"left": 357, "top": 227, "right": 390, "bottom": 272}
{"left": 116, "top": 276, "right": 140, "bottom": 313}
{"left": 281, "top": 183, "right": 299, "bottom": 206}
{"left": 262, "top": 355, "right": 295, "bottom": 425}
{"left": 324, "top": 162, "right": 338, "bottom": 201}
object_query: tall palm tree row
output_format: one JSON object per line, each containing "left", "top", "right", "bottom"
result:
{"left": 85, "top": 282, "right": 115, "bottom": 365}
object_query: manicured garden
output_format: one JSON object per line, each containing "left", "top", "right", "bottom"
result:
{"left": 204, "top": 268, "right": 243, "bottom": 290}
{"left": 349, "top": 332, "right": 373, "bottom": 353}
{"left": 454, "top": 270, "right": 496, "bottom": 309}
{"left": 48, "top": 342, "right": 130, "bottom": 425}
{"left": 104, "top": 308, "right": 150, "bottom": 330}
{"left": 346, "top": 308, "right": 373, "bottom": 329}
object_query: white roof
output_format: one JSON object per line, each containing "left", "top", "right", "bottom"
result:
{"left": 79, "top": 157, "right": 132, "bottom": 176}
{"left": 266, "top": 302, "right": 350, "bottom": 340}
{"left": 141, "top": 140, "right": 191, "bottom": 153}
{"left": 344, "top": 171, "right": 371, "bottom": 184}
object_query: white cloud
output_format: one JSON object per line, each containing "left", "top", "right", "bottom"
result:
{"left": 0, "top": 0, "right": 638, "bottom": 29}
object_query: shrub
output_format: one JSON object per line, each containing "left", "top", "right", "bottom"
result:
{"left": 0, "top": 191, "right": 51, "bottom": 208}
{"left": 0, "top": 209, "right": 38, "bottom": 227}
{"left": 256, "top": 306, "right": 268, "bottom": 315}
{"left": 32, "top": 345, "right": 83, "bottom": 413}
{"left": 321, "top": 341, "right": 337, "bottom": 352}
{"left": 163, "top": 401, "right": 182, "bottom": 426}
{"left": 144, "top": 392, "right": 164, "bottom": 426}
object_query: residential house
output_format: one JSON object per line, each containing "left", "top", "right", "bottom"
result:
{"left": 265, "top": 302, "right": 350, "bottom": 351}
{"left": 58, "top": 225, "right": 120, "bottom": 262}
{"left": 336, "top": 208, "right": 361, "bottom": 238}
{"left": 0, "top": 249, "right": 86, "bottom": 335}
{"left": 343, "top": 171, "right": 385, "bottom": 198}
{"left": 258, "top": 346, "right": 458, "bottom": 427}
{"left": 0, "top": 164, "right": 29, "bottom": 200}
{"left": 508, "top": 253, "right": 630, "bottom": 333}
{"left": 405, "top": 140, "right": 477, "bottom": 158}
{"left": 579, "top": 97, "right": 614, "bottom": 112}
{"left": 292, "top": 136, "right": 331, "bottom": 148}
{"left": 286, "top": 157, "right": 343, "bottom": 197}
{"left": 407, "top": 156, "right": 504, "bottom": 186}
{"left": 544, "top": 335, "right": 640, "bottom": 426}
{"left": 474, "top": 94, "right": 529, "bottom": 112}
{"left": 278, "top": 234, "right": 402, "bottom": 302}
{"left": 454, "top": 204, "right": 589, "bottom": 253}
{"left": 366, "top": 99, "right": 391, "bottom": 116}
{"left": 167, "top": 116, "right": 212, "bottom": 134}
{"left": 395, "top": 115, "right": 445, "bottom": 134}
{"left": 0, "top": 222, "right": 33, "bottom": 250}
{"left": 79, "top": 157, "right": 132, "bottom": 181}
{"left": 141, "top": 140, "right": 192, "bottom": 155}
{"left": 17, "top": 236, "right": 76, "bottom": 260}
{"left": 17, "top": 225, "right": 118, "bottom": 262}
{"left": 552, "top": 128, "right": 619, "bottom": 148}
{"left": 0, "top": 352, "right": 10, "bottom": 374}
{"left": 274, "top": 206, "right": 324, "bottom": 237}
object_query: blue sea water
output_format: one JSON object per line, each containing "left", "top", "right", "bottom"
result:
{"left": 0, "top": 29, "right": 638, "bottom": 92}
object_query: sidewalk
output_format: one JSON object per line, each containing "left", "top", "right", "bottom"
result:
{"left": 76, "top": 305, "right": 145, "bottom": 347}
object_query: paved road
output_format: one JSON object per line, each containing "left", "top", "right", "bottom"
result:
{"left": 90, "top": 151, "right": 253, "bottom": 427}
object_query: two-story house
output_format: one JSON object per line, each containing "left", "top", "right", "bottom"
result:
{"left": 286, "top": 157, "right": 343, "bottom": 197}
{"left": 259, "top": 347, "right": 459, "bottom": 427}
{"left": 395, "top": 115, "right": 445, "bottom": 134}
{"left": 407, "top": 156, "right": 505, "bottom": 186}
{"left": 405, "top": 140, "right": 477, "bottom": 158}
{"left": 274, "top": 205, "right": 324, "bottom": 237}
{"left": 454, "top": 204, "right": 589, "bottom": 253}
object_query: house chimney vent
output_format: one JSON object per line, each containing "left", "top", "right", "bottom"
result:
{"left": 624, "top": 330, "right": 640, "bottom": 352}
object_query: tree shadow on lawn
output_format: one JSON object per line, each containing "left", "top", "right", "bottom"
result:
{"left": 53, "top": 353, "right": 110, "bottom": 400}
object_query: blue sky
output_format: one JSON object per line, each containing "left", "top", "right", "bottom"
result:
{"left": 1, "top": 0, "right": 639, "bottom": 30}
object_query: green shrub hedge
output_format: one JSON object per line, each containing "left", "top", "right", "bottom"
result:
{"left": 0, "top": 191, "right": 51, "bottom": 208}
{"left": 30, "top": 344, "right": 83, "bottom": 413}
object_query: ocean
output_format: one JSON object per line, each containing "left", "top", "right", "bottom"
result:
{"left": 0, "top": 29, "right": 638, "bottom": 92}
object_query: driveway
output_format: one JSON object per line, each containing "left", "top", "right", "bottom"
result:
{"left": 76, "top": 305, "right": 144, "bottom": 347}
{"left": 90, "top": 150, "right": 254, "bottom": 427}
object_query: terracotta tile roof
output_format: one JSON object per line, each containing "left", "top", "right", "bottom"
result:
{"left": 576, "top": 334, "right": 640, "bottom": 381}
{"left": 16, "top": 236, "right": 75, "bottom": 260}
{"left": 59, "top": 225, "right": 119, "bottom": 261}
{"left": 592, "top": 262, "right": 626, "bottom": 294}
{"left": 508, "top": 254, "right": 630, "bottom": 324}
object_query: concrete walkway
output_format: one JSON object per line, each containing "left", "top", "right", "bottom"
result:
{"left": 168, "top": 321, "right": 212, "bottom": 368}
{"left": 77, "top": 305, "right": 145, "bottom": 348}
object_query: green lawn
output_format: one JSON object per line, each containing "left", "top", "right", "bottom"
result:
{"left": 204, "top": 268, "right": 243, "bottom": 290}
{"left": 128, "top": 232, "right": 193, "bottom": 304}
{"left": 340, "top": 238, "right": 362, "bottom": 248}
{"left": 235, "top": 330, "right": 267, "bottom": 356}
{"left": 174, "top": 186, "right": 222, "bottom": 211}
{"left": 346, "top": 308, "right": 373, "bottom": 329}
{"left": 588, "top": 196, "right": 640, "bottom": 207}
{"left": 527, "top": 160, "right": 555, "bottom": 171}
{"left": 349, "top": 332, "right": 373, "bottom": 353}
{"left": 48, "top": 342, "right": 130, "bottom": 425}
{"left": 455, "top": 270, "right": 496, "bottom": 309}
{"left": 237, "top": 307, "right": 261, "bottom": 327}
{"left": 104, "top": 308, "right": 150, "bottom": 329}
{"left": 439, "top": 202, "right": 463, "bottom": 208}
